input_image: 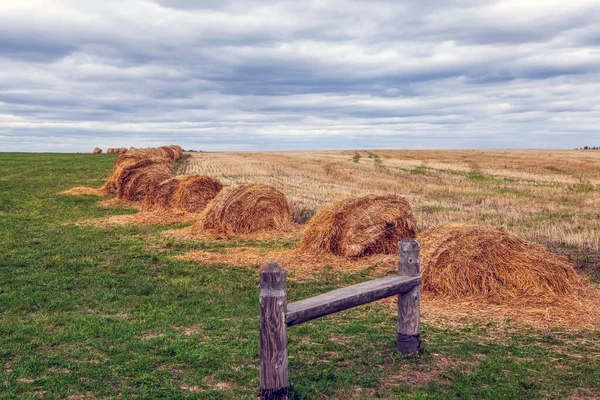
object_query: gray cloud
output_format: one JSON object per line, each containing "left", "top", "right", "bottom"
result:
{"left": 1, "top": 0, "right": 600, "bottom": 152}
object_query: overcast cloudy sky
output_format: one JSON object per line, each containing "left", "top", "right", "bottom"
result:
{"left": 1, "top": 0, "right": 600, "bottom": 152}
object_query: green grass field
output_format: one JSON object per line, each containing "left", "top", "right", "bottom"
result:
{"left": 0, "top": 153, "right": 599, "bottom": 399}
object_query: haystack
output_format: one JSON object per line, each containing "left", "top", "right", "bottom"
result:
{"left": 127, "top": 147, "right": 166, "bottom": 159}
{"left": 416, "top": 224, "right": 588, "bottom": 303}
{"left": 118, "top": 147, "right": 128, "bottom": 154}
{"left": 159, "top": 146, "right": 178, "bottom": 161}
{"left": 169, "top": 145, "right": 184, "bottom": 158}
{"left": 116, "top": 158, "right": 175, "bottom": 202}
{"left": 299, "top": 195, "right": 416, "bottom": 257}
{"left": 192, "top": 184, "right": 291, "bottom": 235}
{"left": 93, "top": 147, "right": 102, "bottom": 154}
{"left": 142, "top": 175, "right": 223, "bottom": 213}
{"left": 100, "top": 153, "right": 149, "bottom": 194}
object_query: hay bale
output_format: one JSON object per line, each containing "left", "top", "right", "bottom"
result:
{"left": 192, "top": 184, "right": 291, "bottom": 234}
{"left": 299, "top": 195, "right": 416, "bottom": 257}
{"left": 119, "top": 147, "right": 128, "bottom": 154}
{"left": 100, "top": 153, "right": 148, "bottom": 194}
{"left": 169, "top": 145, "right": 184, "bottom": 158}
{"left": 417, "top": 224, "right": 586, "bottom": 303}
{"left": 127, "top": 147, "right": 165, "bottom": 158}
{"left": 93, "top": 147, "right": 102, "bottom": 154}
{"left": 142, "top": 175, "right": 223, "bottom": 213}
{"left": 116, "top": 158, "right": 175, "bottom": 202}
{"left": 159, "top": 146, "right": 178, "bottom": 161}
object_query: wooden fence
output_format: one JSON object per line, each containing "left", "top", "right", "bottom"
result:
{"left": 259, "top": 238, "right": 422, "bottom": 400}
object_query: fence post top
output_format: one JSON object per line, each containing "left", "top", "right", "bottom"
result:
{"left": 399, "top": 238, "right": 420, "bottom": 252}
{"left": 260, "top": 263, "right": 286, "bottom": 290}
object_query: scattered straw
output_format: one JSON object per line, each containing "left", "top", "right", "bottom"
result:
{"left": 174, "top": 247, "right": 397, "bottom": 277}
{"left": 300, "top": 194, "right": 416, "bottom": 257}
{"left": 61, "top": 187, "right": 106, "bottom": 196}
{"left": 83, "top": 209, "right": 197, "bottom": 227}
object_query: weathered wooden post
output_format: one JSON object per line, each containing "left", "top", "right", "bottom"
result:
{"left": 259, "top": 263, "right": 289, "bottom": 400}
{"left": 397, "top": 238, "right": 422, "bottom": 354}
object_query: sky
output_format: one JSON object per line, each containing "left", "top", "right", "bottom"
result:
{"left": 1, "top": 0, "right": 600, "bottom": 152}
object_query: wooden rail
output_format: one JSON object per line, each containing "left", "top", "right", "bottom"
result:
{"left": 259, "top": 238, "right": 422, "bottom": 400}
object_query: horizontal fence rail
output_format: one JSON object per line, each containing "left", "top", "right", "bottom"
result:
{"left": 286, "top": 274, "right": 421, "bottom": 327}
{"left": 259, "top": 238, "right": 422, "bottom": 400}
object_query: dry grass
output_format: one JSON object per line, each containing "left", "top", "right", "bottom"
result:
{"left": 300, "top": 194, "right": 415, "bottom": 257}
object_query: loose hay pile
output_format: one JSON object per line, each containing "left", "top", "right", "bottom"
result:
{"left": 417, "top": 224, "right": 590, "bottom": 304}
{"left": 116, "top": 158, "right": 175, "bottom": 202}
{"left": 300, "top": 194, "right": 416, "bottom": 257}
{"left": 142, "top": 175, "right": 223, "bottom": 213}
{"left": 191, "top": 184, "right": 292, "bottom": 236}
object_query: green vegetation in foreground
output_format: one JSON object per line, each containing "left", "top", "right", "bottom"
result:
{"left": 0, "top": 153, "right": 599, "bottom": 399}
{"left": 352, "top": 153, "right": 361, "bottom": 163}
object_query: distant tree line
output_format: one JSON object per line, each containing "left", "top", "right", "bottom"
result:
{"left": 578, "top": 146, "right": 600, "bottom": 150}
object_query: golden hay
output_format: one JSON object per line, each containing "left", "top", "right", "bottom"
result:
{"left": 142, "top": 175, "right": 223, "bottom": 213}
{"left": 116, "top": 158, "right": 175, "bottom": 202}
{"left": 93, "top": 147, "right": 102, "bottom": 154}
{"left": 174, "top": 247, "right": 397, "bottom": 277}
{"left": 83, "top": 209, "right": 196, "bottom": 227}
{"left": 127, "top": 147, "right": 166, "bottom": 158}
{"left": 100, "top": 153, "right": 149, "bottom": 194}
{"left": 191, "top": 184, "right": 292, "bottom": 235}
{"left": 118, "top": 147, "right": 128, "bottom": 154}
{"left": 158, "top": 146, "right": 178, "bottom": 161}
{"left": 299, "top": 194, "right": 416, "bottom": 257}
{"left": 416, "top": 224, "right": 591, "bottom": 304}
{"left": 169, "top": 145, "right": 183, "bottom": 156}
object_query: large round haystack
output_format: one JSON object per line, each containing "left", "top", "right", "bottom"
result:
{"left": 417, "top": 224, "right": 586, "bottom": 303}
{"left": 93, "top": 147, "right": 102, "bottom": 154}
{"left": 127, "top": 147, "right": 166, "bottom": 159}
{"left": 159, "top": 146, "right": 178, "bottom": 161}
{"left": 100, "top": 153, "right": 149, "bottom": 194}
{"left": 116, "top": 158, "right": 175, "bottom": 202}
{"left": 169, "top": 145, "right": 184, "bottom": 158}
{"left": 142, "top": 175, "right": 223, "bottom": 213}
{"left": 118, "top": 147, "right": 128, "bottom": 154}
{"left": 192, "top": 184, "right": 291, "bottom": 235}
{"left": 299, "top": 195, "right": 416, "bottom": 257}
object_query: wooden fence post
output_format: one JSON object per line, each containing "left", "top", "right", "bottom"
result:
{"left": 259, "top": 263, "right": 289, "bottom": 400}
{"left": 397, "top": 238, "right": 422, "bottom": 354}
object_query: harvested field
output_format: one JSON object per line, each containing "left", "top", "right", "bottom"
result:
{"left": 178, "top": 149, "right": 600, "bottom": 258}
{"left": 299, "top": 194, "right": 415, "bottom": 257}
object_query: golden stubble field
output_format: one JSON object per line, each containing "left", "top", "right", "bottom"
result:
{"left": 179, "top": 149, "right": 600, "bottom": 272}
